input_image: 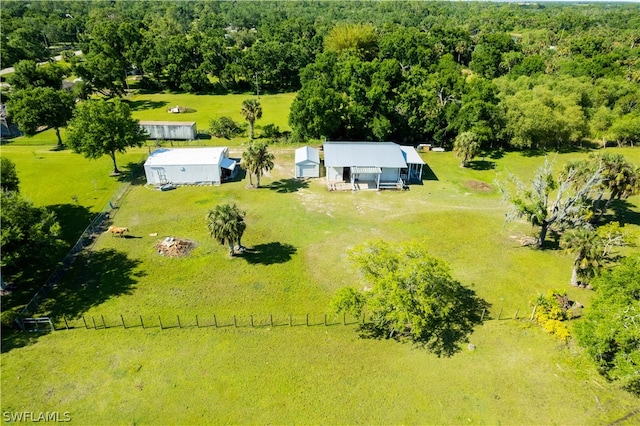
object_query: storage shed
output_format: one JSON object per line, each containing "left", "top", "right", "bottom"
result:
{"left": 294, "top": 146, "right": 320, "bottom": 178}
{"left": 144, "top": 147, "right": 237, "bottom": 186}
{"left": 139, "top": 121, "right": 197, "bottom": 140}
{"left": 323, "top": 141, "right": 424, "bottom": 190}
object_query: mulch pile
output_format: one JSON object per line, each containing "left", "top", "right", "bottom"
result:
{"left": 155, "top": 237, "right": 196, "bottom": 257}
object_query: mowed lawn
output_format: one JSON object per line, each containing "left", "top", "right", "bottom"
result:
{"left": 2, "top": 92, "right": 640, "bottom": 423}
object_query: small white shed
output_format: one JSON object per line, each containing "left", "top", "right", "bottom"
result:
{"left": 144, "top": 147, "right": 237, "bottom": 186}
{"left": 139, "top": 121, "right": 197, "bottom": 140}
{"left": 294, "top": 146, "right": 320, "bottom": 178}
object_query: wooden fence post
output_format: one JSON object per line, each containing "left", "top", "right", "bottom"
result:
{"left": 177, "top": 315, "right": 181, "bottom": 328}
{"left": 121, "top": 314, "right": 126, "bottom": 329}
{"left": 214, "top": 315, "right": 218, "bottom": 328}
{"left": 101, "top": 315, "right": 106, "bottom": 329}
{"left": 233, "top": 315, "right": 237, "bottom": 328}
{"left": 92, "top": 316, "right": 97, "bottom": 329}
{"left": 140, "top": 315, "right": 144, "bottom": 329}
{"left": 343, "top": 312, "right": 346, "bottom": 325}
{"left": 289, "top": 314, "right": 292, "bottom": 327}
{"left": 64, "top": 316, "right": 69, "bottom": 330}
{"left": 530, "top": 305, "right": 538, "bottom": 321}
{"left": 324, "top": 314, "right": 327, "bottom": 326}
{"left": 481, "top": 309, "right": 486, "bottom": 321}
{"left": 498, "top": 308, "right": 503, "bottom": 320}
{"left": 196, "top": 315, "right": 199, "bottom": 328}
{"left": 270, "top": 314, "right": 273, "bottom": 327}
{"left": 83, "top": 316, "right": 88, "bottom": 329}
{"left": 250, "top": 314, "right": 254, "bottom": 327}
{"left": 159, "top": 316, "right": 163, "bottom": 330}
{"left": 306, "top": 313, "right": 309, "bottom": 326}
{"left": 514, "top": 308, "right": 519, "bottom": 320}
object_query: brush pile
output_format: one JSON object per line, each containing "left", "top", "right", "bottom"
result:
{"left": 155, "top": 237, "right": 196, "bottom": 257}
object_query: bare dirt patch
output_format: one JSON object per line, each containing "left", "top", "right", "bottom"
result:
{"left": 155, "top": 237, "right": 197, "bottom": 257}
{"left": 465, "top": 180, "right": 492, "bottom": 192}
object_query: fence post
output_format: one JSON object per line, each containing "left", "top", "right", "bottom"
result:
{"left": 250, "top": 315, "right": 254, "bottom": 327}
{"left": 481, "top": 309, "right": 486, "bottom": 321}
{"left": 343, "top": 312, "right": 346, "bottom": 325}
{"left": 498, "top": 308, "right": 503, "bottom": 320}
{"left": 92, "top": 316, "right": 97, "bottom": 329}
{"left": 101, "top": 315, "right": 106, "bottom": 329}
{"left": 177, "top": 315, "right": 181, "bottom": 328}
{"left": 64, "top": 316, "right": 69, "bottom": 330}
{"left": 159, "top": 316, "right": 163, "bottom": 330}
{"left": 289, "top": 314, "right": 292, "bottom": 327}
{"left": 270, "top": 314, "right": 273, "bottom": 327}
{"left": 140, "top": 315, "right": 144, "bottom": 329}
{"left": 196, "top": 315, "right": 199, "bottom": 328}
{"left": 121, "top": 314, "right": 126, "bottom": 329}
{"left": 214, "top": 315, "right": 218, "bottom": 328}
{"left": 324, "top": 314, "right": 327, "bottom": 326}
{"left": 83, "top": 316, "right": 88, "bottom": 329}
{"left": 306, "top": 313, "right": 309, "bottom": 326}
{"left": 233, "top": 315, "right": 237, "bottom": 328}
{"left": 530, "top": 305, "right": 538, "bottom": 321}
{"left": 514, "top": 308, "right": 519, "bottom": 320}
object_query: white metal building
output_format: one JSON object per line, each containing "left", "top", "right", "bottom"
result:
{"left": 139, "top": 121, "right": 197, "bottom": 140}
{"left": 294, "top": 146, "right": 320, "bottom": 178}
{"left": 323, "top": 141, "right": 424, "bottom": 190}
{"left": 144, "top": 147, "right": 237, "bottom": 186}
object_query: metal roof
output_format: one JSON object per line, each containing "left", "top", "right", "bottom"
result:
{"left": 295, "top": 146, "right": 320, "bottom": 164}
{"left": 400, "top": 146, "right": 425, "bottom": 165}
{"left": 323, "top": 142, "right": 408, "bottom": 168}
{"left": 144, "top": 148, "right": 227, "bottom": 166}
{"left": 139, "top": 121, "right": 196, "bottom": 126}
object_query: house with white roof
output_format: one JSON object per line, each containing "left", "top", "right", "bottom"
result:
{"left": 323, "top": 141, "right": 424, "bottom": 191}
{"left": 144, "top": 147, "right": 237, "bottom": 186}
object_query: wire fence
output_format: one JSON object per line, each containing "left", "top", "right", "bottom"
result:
{"left": 17, "top": 171, "right": 137, "bottom": 319}
{"left": 17, "top": 306, "right": 540, "bottom": 333}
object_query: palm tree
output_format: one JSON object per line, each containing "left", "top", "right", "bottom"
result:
{"left": 560, "top": 225, "right": 625, "bottom": 288}
{"left": 206, "top": 203, "right": 246, "bottom": 256}
{"left": 453, "top": 131, "right": 480, "bottom": 167}
{"left": 242, "top": 141, "right": 274, "bottom": 188}
{"left": 240, "top": 99, "right": 262, "bottom": 139}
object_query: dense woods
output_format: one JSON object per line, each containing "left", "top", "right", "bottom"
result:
{"left": 2, "top": 1, "right": 638, "bottom": 149}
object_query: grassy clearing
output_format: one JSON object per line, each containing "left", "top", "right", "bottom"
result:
{"left": 2, "top": 322, "right": 638, "bottom": 425}
{"left": 1, "top": 91, "right": 639, "bottom": 423}
{"left": 2, "top": 144, "right": 639, "bottom": 423}
{"left": 126, "top": 91, "right": 296, "bottom": 144}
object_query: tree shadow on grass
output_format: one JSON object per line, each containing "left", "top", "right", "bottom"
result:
{"left": 125, "top": 99, "right": 168, "bottom": 111}
{"left": 1, "top": 248, "right": 143, "bottom": 353}
{"left": 466, "top": 160, "right": 496, "bottom": 171}
{"left": 240, "top": 242, "right": 297, "bottom": 265}
{"left": 264, "top": 179, "right": 309, "bottom": 193}
{"left": 609, "top": 199, "right": 640, "bottom": 227}
{"left": 49, "top": 204, "right": 94, "bottom": 245}
{"left": 115, "top": 161, "right": 147, "bottom": 185}
{"left": 41, "top": 248, "right": 144, "bottom": 319}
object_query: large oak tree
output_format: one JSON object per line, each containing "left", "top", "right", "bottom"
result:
{"left": 66, "top": 99, "right": 147, "bottom": 175}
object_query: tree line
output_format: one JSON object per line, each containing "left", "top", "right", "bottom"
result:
{"left": 3, "top": 1, "right": 638, "bottom": 149}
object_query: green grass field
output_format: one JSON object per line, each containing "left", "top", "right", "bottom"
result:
{"left": 2, "top": 92, "right": 640, "bottom": 424}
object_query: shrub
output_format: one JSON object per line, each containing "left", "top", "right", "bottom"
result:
{"left": 208, "top": 117, "right": 245, "bottom": 139}
{"left": 533, "top": 290, "right": 577, "bottom": 342}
